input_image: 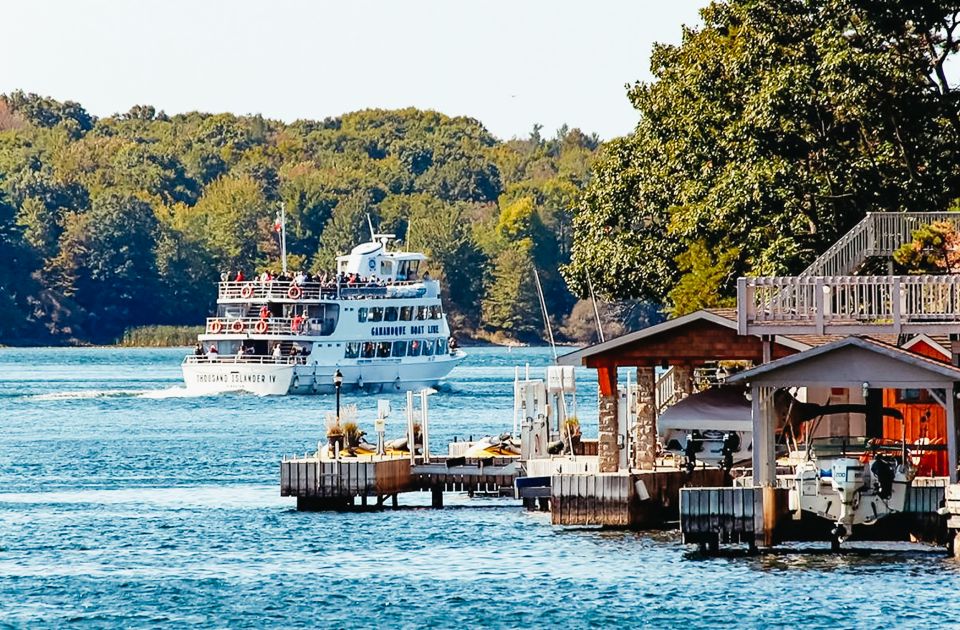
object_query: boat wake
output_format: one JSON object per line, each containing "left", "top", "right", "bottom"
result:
{"left": 28, "top": 387, "right": 208, "bottom": 401}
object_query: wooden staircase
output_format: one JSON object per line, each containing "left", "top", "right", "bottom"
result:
{"left": 739, "top": 212, "right": 960, "bottom": 336}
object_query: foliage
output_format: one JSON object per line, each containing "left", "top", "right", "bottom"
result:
{"left": 893, "top": 220, "right": 960, "bottom": 273}
{"left": 119, "top": 325, "right": 204, "bottom": 347}
{"left": 0, "top": 94, "right": 601, "bottom": 344}
{"left": 565, "top": 0, "right": 960, "bottom": 312}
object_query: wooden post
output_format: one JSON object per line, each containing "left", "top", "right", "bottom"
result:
{"left": 431, "top": 486, "right": 443, "bottom": 508}
{"left": 751, "top": 385, "right": 777, "bottom": 547}
{"left": 597, "top": 363, "right": 619, "bottom": 473}
{"left": 634, "top": 366, "right": 657, "bottom": 470}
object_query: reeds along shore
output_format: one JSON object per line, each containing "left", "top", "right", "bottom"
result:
{"left": 118, "top": 325, "right": 204, "bottom": 347}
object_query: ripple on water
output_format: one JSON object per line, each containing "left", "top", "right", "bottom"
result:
{"left": 2, "top": 347, "right": 960, "bottom": 626}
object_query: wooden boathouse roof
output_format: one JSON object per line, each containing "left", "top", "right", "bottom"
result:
{"left": 726, "top": 336, "right": 960, "bottom": 388}
{"left": 558, "top": 308, "right": 834, "bottom": 369}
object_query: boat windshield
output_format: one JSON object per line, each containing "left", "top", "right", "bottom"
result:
{"left": 807, "top": 436, "right": 906, "bottom": 459}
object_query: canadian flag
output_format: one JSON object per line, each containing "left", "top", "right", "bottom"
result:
{"left": 273, "top": 213, "right": 282, "bottom": 233}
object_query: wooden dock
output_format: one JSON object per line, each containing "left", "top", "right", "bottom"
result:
{"left": 681, "top": 479, "right": 950, "bottom": 552}
{"left": 280, "top": 454, "right": 519, "bottom": 510}
{"left": 550, "top": 468, "right": 728, "bottom": 528}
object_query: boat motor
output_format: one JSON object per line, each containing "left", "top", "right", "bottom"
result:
{"left": 830, "top": 457, "right": 866, "bottom": 537}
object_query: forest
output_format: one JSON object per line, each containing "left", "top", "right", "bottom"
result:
{"left": 0, "top": 92, "right": 648, "bottom": 345}
{"left": 6, "top": 0, "right": 960, "bottom": 346}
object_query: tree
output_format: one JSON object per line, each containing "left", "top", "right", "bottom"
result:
{"left": 566, "top": 0, "right": 960, "bottom": 311}
{"left": 46, "top": 193, "right": 159, "bottom": 339}
{"left": 893, "top": 220, "right": 960, "bottom": 273}
{"left": 481, "top": 241, "right": 543, "bottom": 339}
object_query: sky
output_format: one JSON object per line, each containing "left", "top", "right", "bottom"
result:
{"left": 2, "top": 1, "right": 706, "bottom": 140}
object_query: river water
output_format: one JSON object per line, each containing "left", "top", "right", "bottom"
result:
{"left": 2, "top": 347, "right": 960, "bottom": 627}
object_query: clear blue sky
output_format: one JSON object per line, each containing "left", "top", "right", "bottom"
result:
{"left": 3, "top": 0, "right": 705, "bottom": 140}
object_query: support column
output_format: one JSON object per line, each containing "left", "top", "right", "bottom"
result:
{"left": 751, "top": 384, "right": 778, "bottom": 548}
{"left": 634, "top": 366, "right": 657, "bottom": 470}
{"left": 673, "top": 364, "right": 693, "bottom": 402}
{"left": 597, "top": 364, "right": 619, "bottom": 473}
{"left": 948, "top": 383, "right": 958, "bottom": 483}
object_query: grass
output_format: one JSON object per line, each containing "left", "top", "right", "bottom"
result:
{"left": 118, "top": 325, "right": 204, "bottom": 347}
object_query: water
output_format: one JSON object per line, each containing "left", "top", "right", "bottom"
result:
{"left": 2, "top": 347, "right": 960, "bottom": 627}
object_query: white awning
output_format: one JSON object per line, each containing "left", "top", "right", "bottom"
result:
{"left": 658, "top": 386, "right": 752, "bottom": 432}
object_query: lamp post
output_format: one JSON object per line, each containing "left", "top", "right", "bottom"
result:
{"left": 334, "top": 369, "right": 343, "bottom": 422}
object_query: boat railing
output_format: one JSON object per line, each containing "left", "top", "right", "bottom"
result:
{"left": 182, "top": 354, "right": 307, "bottom": 365}
{"left": 203, "top": 317, "right": 333, "bottom": 336}
{"left": 737, "top": 274, "right": 960, "bottom": 335}
{"left": 217, "top": 280, "right": 431, "bottom": 302}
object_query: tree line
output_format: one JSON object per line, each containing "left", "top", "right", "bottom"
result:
{"left": 0, "top": 93, "right": 651, "bottom": 345}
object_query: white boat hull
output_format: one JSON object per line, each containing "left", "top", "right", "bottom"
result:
{"left": 183, "top": 352, "right": 464, "bottom": 395}
{"left": 182, "top": 361, "right": 296, "bottom": 396}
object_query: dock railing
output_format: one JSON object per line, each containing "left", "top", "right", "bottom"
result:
{"left": 737, "top": 275, "right": 960, "bottom": 335}
{"left": 655, "top": 366, "right": 677, "bottom": 416}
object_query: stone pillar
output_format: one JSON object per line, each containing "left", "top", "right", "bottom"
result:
{"left": 597, "top": 364, "right": 619, "bottom": 473}
{"left": 674, "top": 364, "right": 693, "bottom": 402}
{"left": 634, "top": 366, "right": 657, "bottom": 470}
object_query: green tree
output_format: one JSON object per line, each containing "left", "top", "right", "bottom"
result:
{"left": 566, "top": 0, "right": 960, "bottom": 310}
{"left": 481, "top": 241, "right": 542, "bottom": 339}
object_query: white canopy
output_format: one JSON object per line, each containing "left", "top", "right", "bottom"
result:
{"left": 658, "top": 386, "right": 752, "bottom": 433}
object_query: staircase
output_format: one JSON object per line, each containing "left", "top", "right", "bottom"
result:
{"left": 739, "top": 212, "right": 960, "bottom": 336}
{"left": 801, "top": 212, "right": 960, "bottom": 277}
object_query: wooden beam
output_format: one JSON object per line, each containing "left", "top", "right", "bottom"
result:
{"left": 949, "top": 384, "right": 959, "bottom": 483}
{"left": 597, "top": 364, "right": 617, "bottom": 397}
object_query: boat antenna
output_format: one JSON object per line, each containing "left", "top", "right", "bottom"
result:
{"left": 585, "top": 270, "right": 605, "bottom": 343}
{"left": 366, "top": 213, "right": 376, "bottom": 240}
{"left": 533, "top": 267, "right": 558, "bottom": 362}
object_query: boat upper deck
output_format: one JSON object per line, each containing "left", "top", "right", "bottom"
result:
{"left": 218, "top": 280, "right": 439, "bottom": 303}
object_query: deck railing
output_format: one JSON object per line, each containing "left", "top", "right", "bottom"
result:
{"left": 737, "top": 275, "right": 960, "bottom": 335}
{"left": 218, "top": 280, "right": 431, "bottom": 302}
{"left": 204, "top": 317, "right": 333, "bottom": 336}
{"left": 655, "top": 366, "right": 677, "bottom": 416}
{"left": 801, "top": 212, "right": 960, "bottom": 277}
{"left": 183, "top": 354, "right": 307, "bottom": 365}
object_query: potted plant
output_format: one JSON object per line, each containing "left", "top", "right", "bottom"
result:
{"left": 326, "top": 420, "right": 344, "bottom": 456}
{"left": 343, "top": 421, "right": 364, "bottom": 456}
{"left": 563, "top": 417, "right": 582, "bottom": 451}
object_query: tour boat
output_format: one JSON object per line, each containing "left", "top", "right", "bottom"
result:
{"left": 182, "top": 233, "right": 465, "bottom": 395}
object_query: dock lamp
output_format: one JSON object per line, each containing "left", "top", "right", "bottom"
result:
{"left": 334, "top": 369, "right": 343, "bottom": 422}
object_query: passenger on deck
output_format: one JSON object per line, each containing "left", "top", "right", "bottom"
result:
{"left": 235, "top": 270, "right": 245, "bottom": 282}
{"left": 448, "top": 336, "right": 458, "bottom": 352}
{"left": 194, "top": 342, "right": 204, "bottom": 357}
{"left": 207, "top": 344, "right": 219, "bottom": 360}
{"left": 423, "top": 271, "right": 431, "bottom": 282}
{"left": 259, "top": 304, "right": 270, "bottom": 320}
{"left": 235, "top": 345, "right": 245, "bottom": 362}
{"left": 272, "top": 344, "right": 282, "bottom": 359}
{"left": 291, "top": 313, "right": 304, "bottom": 333}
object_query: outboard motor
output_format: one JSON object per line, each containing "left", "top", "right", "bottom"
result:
{"left": 720, "top": 432, "right": 741, "bottom": 473}
{"left": 684, "top": 433, "right": 702, "bottom": 474}
{"left": 871, "top": 455, "right": 896, "bottom": 500}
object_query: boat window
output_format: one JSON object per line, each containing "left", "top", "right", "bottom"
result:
{"left": 344, "top": 342, "right": 360, "bottom": 359}
{"left": 358, "top": 308, "right": 368, "bottom": 323}
{"left": 385, "top": 307, "right": 399, "bottom": 322}
{"left": 408, "top": 339, "right": 422, "bottom": 357}
{"left": 409, "top": 260, "right": 420, "bottom": 277}
{"left": 430, "top": 305, "right": 442, "bottom": 319}
{"left": 422, "top": 339, "right": 435, "bottom": 356}
{"left": 400, "top": 306, "right": 413, "bottom": 321}
{"left": 397, "top": 260, "right": 409, "bottom": 281}
{"left": 361, "top": 342, "right": 376, "bottom": 358}
{"left": 377, "top": 342, "right": 392, "bottom": 358}
{"left": 393, "top": 340, "right": 407, "bottom": 357}
{"left": 369, "top": 307, "right": 384, "bottom": 322}
{"left": 436, "top": 338, "right": 447, "bottom": 355}
{"left": 416, "top": 306, "right": 428, "bottom": 320}
{"left": 380, "top": 260, "right": 394, "bottom": 277}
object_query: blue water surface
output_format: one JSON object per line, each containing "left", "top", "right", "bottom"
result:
{"left": 2, "top": 347, "right": 960, "bottom": 628}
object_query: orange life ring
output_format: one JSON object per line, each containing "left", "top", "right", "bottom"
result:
{"left": 231, "top": 319, "right": 245, "bottom": 333}
{"left": 210, "top": 319, "right": 223, "bottom": 334}
{"left": 240, "top": 284, "right": 254, "bottom": 299}
{"left": 287, "top": 285, "right": 303, "bottom": 300}
{"left": 254, "top": 319, "right": 268, "bottom": 334}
